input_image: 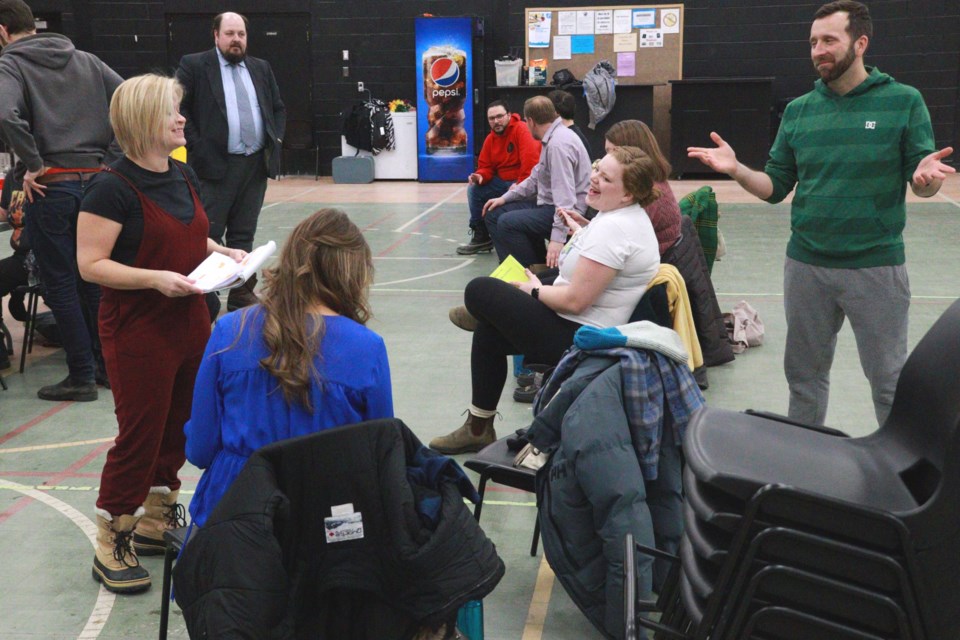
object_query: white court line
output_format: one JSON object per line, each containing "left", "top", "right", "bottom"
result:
{"left": 0, "top": 479, "right": 115, "bottom": 639}
{"left": 714, "top": 292, "right": 957, "bottom": 301}
{"left": 373, "top": 259, "right": 474, "bottom": 287}
{"left": 936, "top": 191, "right": 960, "bottom": 208}
{"left": 374, "top": 257, "right": 467, "bottom": 260}
{"left": 261, "top": 184, "right": 327, "bottom": 211}
{"left": 393, "top": 185, "right": 467, "bottom": 233}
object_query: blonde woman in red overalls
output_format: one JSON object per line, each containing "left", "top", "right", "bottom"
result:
{"left": 77, "top": 74, "right": 246, "bottom": 593}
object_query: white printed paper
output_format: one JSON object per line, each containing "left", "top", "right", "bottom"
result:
{"left": 595, "top": 10, "right": 613, "bottom": 34}
{"left": 576, "top": 10, "right": 595, "bottom": 34}
{"left": 558, "top": 11, "right": 576, "bottom": 35}
{"left": 529, "top": 11, "right": 552, "bottom": 48}
{"left": 661, "top": 8, "right": 681, "bottom": 34}
{"left": 553, "top": 35, "right": 572, "bottom": 60}
{"left": 613, "top": 10, "right": 632, "bottom": 34}
{"left": 639, "top": 29, "right": 664, "bottom": 48}
{"left": 633, "top": 9, "right": 656, "bottom": 29}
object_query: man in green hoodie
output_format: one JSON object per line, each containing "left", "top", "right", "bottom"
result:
{"left": 687, "top": 0, "right": 954, "bottom": 426}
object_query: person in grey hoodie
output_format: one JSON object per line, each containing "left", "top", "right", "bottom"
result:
{"left": 0, "top": 0, "right": 122, "bottom": 401}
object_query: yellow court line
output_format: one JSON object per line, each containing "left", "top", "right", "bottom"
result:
{"left": 521, "top": 554, "right": 556, "bottom": 640}
{"left": 0, "top": 437, "right": 115, "bottom": 454}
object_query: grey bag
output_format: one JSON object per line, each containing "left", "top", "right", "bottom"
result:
{"left": 583, "top": 61, "right": 616, "bottom": 129}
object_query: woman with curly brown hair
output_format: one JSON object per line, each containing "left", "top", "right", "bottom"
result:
{"left": 185, "top": 208, "right": 393, "bottom": 527}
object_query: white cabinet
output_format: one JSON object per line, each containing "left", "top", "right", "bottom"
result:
{"left": 340, "top": 111, "right": 418, "bottom": 180}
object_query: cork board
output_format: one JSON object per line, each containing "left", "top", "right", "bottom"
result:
{"left": 525, "top": 5, "right": 683, "bottom": 86}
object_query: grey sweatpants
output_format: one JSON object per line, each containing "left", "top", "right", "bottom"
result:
{"left": 783, "top": 257, "right": 910, "bottom": 427}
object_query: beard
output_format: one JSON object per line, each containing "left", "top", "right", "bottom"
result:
{"left": 814, "top": 44, "right": 855, "bottom": 84}
{"left": 220, "top": 44, "right": 247, "bottom": 64}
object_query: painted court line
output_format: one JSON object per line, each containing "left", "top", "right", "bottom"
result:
{"left": 936, "top": 191, "right": 960, "bottom": 208}
{"left": 393, "top": 185, "right": 466, "bottom": 233}
{"left": 0, "top": 437, "right": 115, "bottom": 455}
{"left": 373, "top": 259, "right": 475, "bottom": 287}
{"left": 260, "top": 184, "right": 326, "bottom": 211}
{"left": 0, "top": 402, "right": 72, "bottom": 446}
{"left": 521, "top": 554, "right": 556, "bottom": 640}
{"left": 0, "top": 479, "right": 115, "bottom": 639}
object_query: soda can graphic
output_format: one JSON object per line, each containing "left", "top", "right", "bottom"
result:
{"left": 422, "top": 45, "right": 468, "bottom": 155}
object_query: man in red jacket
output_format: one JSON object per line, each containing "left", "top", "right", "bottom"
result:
{"left": 457, "top": 100, "right": 541, "bottom": 255}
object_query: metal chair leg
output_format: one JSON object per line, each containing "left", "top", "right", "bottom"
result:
{"left": 158, "top": 542, "right": 177, "bottom": 640}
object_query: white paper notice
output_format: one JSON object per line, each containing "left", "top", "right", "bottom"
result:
{"left": 553, "top": 35, "right": 572, "bottom": 60}
{"left": 613, "top": 32, "right": 638, "bottom": 53}
{"left": 613, "top": 10, "right": 632, "bottom": 34}
{"left": 558, "top": 11, "right": 576, "bottom": 35}
{"left": 595, "top": 10, "right": 613, "bottom": 34}
{"left": 661, "top": 8, "right": 681, "bottom": 34}
{"left": 576, "top": 10, "right": 595, "bottom": 34}
{"left": 639, "top": 29, "right": 664, "bottom": 48}
{"left": 529, "top": 12, "right": 552, "bottom": 48}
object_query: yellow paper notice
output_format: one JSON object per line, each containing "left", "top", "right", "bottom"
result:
{"left": 489, "top": 255, "right": 530, "bottom": 283}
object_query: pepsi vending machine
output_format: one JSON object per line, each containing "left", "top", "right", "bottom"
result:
{"left": 415, "top": 16, "right": 484, "bottom": 182}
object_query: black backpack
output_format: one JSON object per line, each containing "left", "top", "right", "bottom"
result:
{"left": 342, "top": 100, "right": 394, "bottom": 155}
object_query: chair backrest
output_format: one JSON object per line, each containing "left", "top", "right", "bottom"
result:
{"left": 283, "top": 119, "right": 315, "bottom": 150}
{"left": 872, "top": 298, "right": 960, "bottom": 534}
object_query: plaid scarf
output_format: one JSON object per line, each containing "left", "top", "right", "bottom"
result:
{"left": 537, "top": 346, "right": 705, "bottom": 480}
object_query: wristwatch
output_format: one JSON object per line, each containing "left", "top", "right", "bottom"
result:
{"left": 531, "top": 287, "right": 540, "bottom": 300}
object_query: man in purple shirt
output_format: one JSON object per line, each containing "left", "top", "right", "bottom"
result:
{"left": 482, "top": 96, "right": 591, "bottom": 268}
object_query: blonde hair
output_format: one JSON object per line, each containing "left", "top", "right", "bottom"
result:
{"left": 252, "top": 208, "right": 374, "bottom": 410}
{"left": 109, "top": 74, "right": 183, "bottom": 161}
{"left": 605, "top": 120, "right": 671, "bottom": 182}
{"left": 608, "top": 146, "right": 661, "bottom": 208}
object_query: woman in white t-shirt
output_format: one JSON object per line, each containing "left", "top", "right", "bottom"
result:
{"left": 430, "top": 146, "right": 661, "bottom": 454}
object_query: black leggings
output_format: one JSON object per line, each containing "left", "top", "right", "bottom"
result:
{"left": 465, "top": 277, "right": 581, "bottom": 410}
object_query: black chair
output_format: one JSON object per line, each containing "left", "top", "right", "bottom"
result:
{"left": 281, "top": 119, "right": 319, "bottom": 179}
{"left": 158, "top": 526, "right": 190, "bottom": 640}
{"left": 463, "top": 436, "right": 540, "bottom": 556}
{"left": 15, "top": 282, "right": 40, "bottom": 374}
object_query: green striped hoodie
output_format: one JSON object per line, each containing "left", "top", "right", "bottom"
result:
{"left": 764, "top": 67, "right": 935, "bottom": 268}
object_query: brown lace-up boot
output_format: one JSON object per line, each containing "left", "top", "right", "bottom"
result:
{"left": 133, "top": 487, "right": 186, "bottom": 556}
{"left": 92, "top": 509, "right": 151, "bottom": 593}
{"left": 429, "top": 411, "right": 497, "bottom": 454}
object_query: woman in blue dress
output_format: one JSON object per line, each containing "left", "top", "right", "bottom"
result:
{"left": 185, "top": 208, "right": 393, "bottom": 527}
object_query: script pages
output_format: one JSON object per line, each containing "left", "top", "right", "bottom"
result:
{"left": 188, "top": 240, "right": 277, "bottom": 293}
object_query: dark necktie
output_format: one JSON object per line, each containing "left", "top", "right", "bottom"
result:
{"left": 230, "top": 63, "right": 256, "bottom": 149}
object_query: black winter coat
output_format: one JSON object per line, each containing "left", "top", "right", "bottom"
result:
{"left": 173, "top": 419, "right": 504, "bottom": 639}
{"left": 662, "top": 215, "right": 734, "bottom": 367}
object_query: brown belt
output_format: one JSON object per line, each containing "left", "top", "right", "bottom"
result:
{"left": 36, "top": 171, "right": 99, "bottom": 185}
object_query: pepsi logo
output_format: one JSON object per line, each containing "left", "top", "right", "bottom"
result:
{"left": 430, "top": 57, "right": 460, "bottom": 87}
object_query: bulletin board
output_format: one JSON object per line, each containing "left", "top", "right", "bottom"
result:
{"left": 525, "top": 5, "right": 683, "bottom": 86}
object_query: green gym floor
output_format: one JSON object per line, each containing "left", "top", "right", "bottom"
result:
{"left": 1, "top": 175, "right": 958, "bottom": 639}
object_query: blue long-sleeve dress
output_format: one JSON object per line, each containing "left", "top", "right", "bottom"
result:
{"left": 185, "top": 307, "right": 393, "bottom": 526}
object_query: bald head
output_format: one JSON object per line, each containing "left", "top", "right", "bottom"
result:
{"left": 214, "top": 12, "right": 249, "bottom": 63}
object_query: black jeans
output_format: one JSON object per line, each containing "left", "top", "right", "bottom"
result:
{"left": 465, "top": 277, "right": 581, "bottom": 410}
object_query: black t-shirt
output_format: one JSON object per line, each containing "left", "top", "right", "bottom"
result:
{"left": 81, "top": 157, "right": 202, "bottom": 265}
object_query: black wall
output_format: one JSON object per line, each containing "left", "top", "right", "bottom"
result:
{"left": 44, "top": 1, "right": 960, "bottom": 175}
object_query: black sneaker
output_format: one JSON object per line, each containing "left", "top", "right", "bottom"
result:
{"left": 456, "top": 227, "right": 494, "bottom": 255}
{"left": 37, "top": 376, "right": 98, "bottom": 402}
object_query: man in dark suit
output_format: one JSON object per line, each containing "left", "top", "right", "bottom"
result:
{"left": 177, "top": 11, "right": 286, "bottom": 311}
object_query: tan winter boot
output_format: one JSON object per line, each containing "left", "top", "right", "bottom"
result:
{"left": 92, "top": 508, "right": 151, "bottom": 594}
{"left": 429, "top": 411, "right": 497, "bottom": 455}
{"left": 133, "top": 487, "right": 186, "bottom": 556}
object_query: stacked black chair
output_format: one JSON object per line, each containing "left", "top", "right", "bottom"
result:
{"left": 625, "top": 297, "right": 960, "bottom": 639}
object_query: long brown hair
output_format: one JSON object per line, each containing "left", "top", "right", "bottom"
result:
{"left": 254, "top": 208, "right": 373, "bottom": 409}
{"left": 604, "top": 120, "right": 671, "bottom": 182}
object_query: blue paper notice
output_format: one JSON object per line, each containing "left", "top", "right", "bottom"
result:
{"left": 571, "top": 35, "right": 595, "bottom": 54}
{"left": 632, "top": 9, "right": 656, "bottom": 29}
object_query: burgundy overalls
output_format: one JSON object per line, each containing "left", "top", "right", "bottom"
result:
{"left": 96, "top": 164, "right": 211, "bottom": 517}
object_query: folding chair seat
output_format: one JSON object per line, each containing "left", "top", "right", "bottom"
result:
{"left": 463, "top": 435, "right": 539, "bottom": 556}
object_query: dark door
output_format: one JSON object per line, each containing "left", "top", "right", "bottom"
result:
{"left": 167, "top": 13, "right": 313, "bottom": 172}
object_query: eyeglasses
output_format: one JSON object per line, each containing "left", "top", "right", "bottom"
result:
{"left": 487, "top": 113, "right": 508, "bottom": 122}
